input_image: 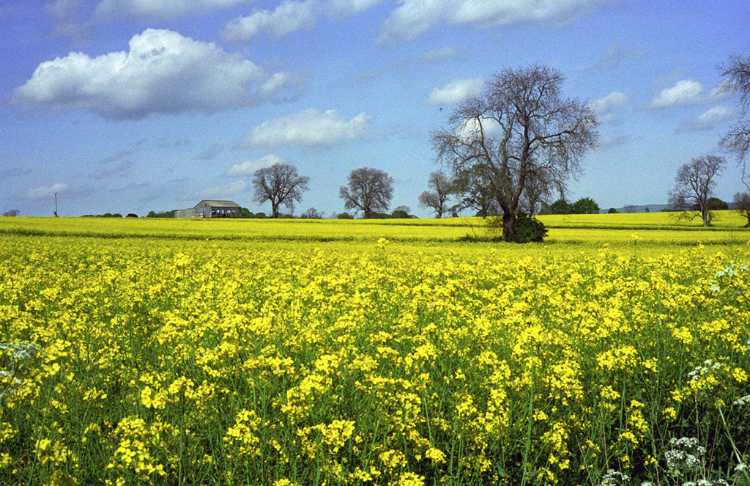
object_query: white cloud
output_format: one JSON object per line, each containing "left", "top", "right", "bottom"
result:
{"left": 15, "top": 29, "right": 295, "bottom": 119}
{"left": 698, "top": 105, "right": 733, "bottom": 124}
{"left": 246, "top": 109, "right": 371, "bottom": 147}
{"left": 589, "top": 91, "right": 627, "bottom": 121}
{"left": 456, "top": 117, "right": 501, "bottom": 143}
{"left": 27, "top": 183, "right": 68, "bottom": 200}
{"left": 223, "top": 0, "right": 316, "bottom": 40}
{"left": 428, "top": 78, "right": 483, "bottom": 105}
{"left": 681, "top": 105, "right": 735, "bottom": 131}
{"left": 381, "top": 0, "right": 601, "bottom": 42}
{"left": 95, "top": 0, "right": 245, "bottom": 18}
{"left": 227, "top": 154, "right": 285, "bottom": 176}
{"left": 223, "top": 0, "right": 383, "bottom": 41}
{"left": 650, "top": 80, "right": 703, "bottom": 108}
{"left": 259, "top": 72, "right": 296, "bottom": 97}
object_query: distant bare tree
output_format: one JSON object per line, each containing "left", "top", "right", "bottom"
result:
{"left": 734, "top": 192, "right": 750, "bottom": 227}
{"left": 252, "top": 163, "right": 309, "bottom": 218}
{"left": 720, "top": 55, "right": 750, "bottom": 189}
{"left": 418, "top": 171, "right": 454, "bottom": 218}
{"left": 433, "top": 65, "right": 598, "bottom": 241}
{"left": 339, "top": 167, "right": 393, "bottom": 218}
{"left": 520, "top": 167, "right": 557, "bottom": 216}
{"left": 669, "top": 155, "right": 726, "bottom": 226}
{"left": 301, "top": 207, "right": 322, "bottom": 219}
{"left": 450, "top": 166, "right": 499, "bottom": 216}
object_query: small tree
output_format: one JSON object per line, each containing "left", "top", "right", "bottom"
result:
{"left": 705, "top": 197, "right": 729, "bottom": 211}
{"left": 521, "top": 171, "right": 555, "bottom": 216}
{"left": 418, "top": 171, "right": 454, "bottom": 218}
{"left": 572, "top": 197, "right": 600, "bottom": 214}
{"left": 669, "top": 155, "right": 726, "bottom": 226}
{"left": 391, "top": 206, "right": 411, "bottom": 218}
{"left": 542, "top": 199, "right": 572, "bottom": 215}
{"left": 451, "top": 169, "right": 499, "bottom": 216}
{"left": 339, "top": 167, "right": 394, "bottom": 218}
{"left": 734, "top": 192, "right": 750, "bottom": 227}
{"left": 252, "top": 163, "right": 309, "bottom": 218}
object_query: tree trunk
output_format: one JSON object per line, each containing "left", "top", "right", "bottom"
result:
{"left": 701, "top": 207, "right": 710, "bottom": 226}
{"left": 272, "top": 203, "right": 279, "bottom": 218}
{"left": 502, "top": 211, "right": 517, "bottom": 242}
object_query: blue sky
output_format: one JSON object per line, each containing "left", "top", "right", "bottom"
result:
{"left": 1, "top": 0, "right": 748, "bottom": 216}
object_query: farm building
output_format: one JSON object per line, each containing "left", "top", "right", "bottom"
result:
{"left": 175, "top": 200, "right": 241, "bottom": 218}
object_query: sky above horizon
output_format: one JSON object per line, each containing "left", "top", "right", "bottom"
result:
{"left": 1, "top": 0, "right": 749, "bottom": 217}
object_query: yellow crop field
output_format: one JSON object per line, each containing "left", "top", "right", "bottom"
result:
{"left": 0, "top": 215, "right": 749, "bottom": 484}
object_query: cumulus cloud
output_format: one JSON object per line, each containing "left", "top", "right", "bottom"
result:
{"left": 223, "top": 0, "right": 383, "bottom": 40}
{"left": 589, "top": 91, "right": 627, "bottom": 121}
{"left": 95, "top": 0, "right": 245, "bottom": 18}
{"left": 428, "top": 78, "right": 483, "bottom": 105}
{"left": 227, "top": 154, "right": 285, "bottom": 176}
{"left": 650, "top": 80, "right": 703, "bottom": 108}
{"left": 15, "top": 29, "right": 295, "bottom": 119}
{"left": 246, "top": 109, "right": 371, "bottom": 147}
{"left": 26, "top": 183, "right": 68, "bottom": 200}
{"left": 380, "top": 0, "right": 602, "bottom": 42}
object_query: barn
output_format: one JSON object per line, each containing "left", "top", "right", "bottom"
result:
{"left": 175, "top": 200, "right": 241, "bottom": 218}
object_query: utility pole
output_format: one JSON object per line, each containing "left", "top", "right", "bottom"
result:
{"left": 54, "top": 192, "right": 59, "bottom": 217}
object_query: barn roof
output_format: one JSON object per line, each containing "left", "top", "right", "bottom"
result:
{"left": 195, "top": 200, "right": 241, "bottom": 208}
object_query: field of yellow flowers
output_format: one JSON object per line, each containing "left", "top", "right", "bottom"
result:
{"left": 0, "top": 215, "right": 749, "bottom": 484}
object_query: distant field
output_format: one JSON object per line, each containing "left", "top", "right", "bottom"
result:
{"left": 1, "top": 210, "right": 748, "bottom": 247}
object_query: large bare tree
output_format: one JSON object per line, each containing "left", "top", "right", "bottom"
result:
{"left": 669, "top": 155, "right": 726, "bottom": 226}
{"left": 720, "top": 55, "right": 750, "bottom": 189}
{"left": 418, "top": 171, "right": 454, "bottom": 218}
{"left": 339, "top": 167, "right": 393, "bottom": 218}
{"left": 252, "top": 163, "right": 309, "bottom": 218}
{"left": 433, "top": 65, "right": 598, "bottom": 241}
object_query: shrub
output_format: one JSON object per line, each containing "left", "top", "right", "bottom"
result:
{"left": 488, "top": 213, "right": 548, "bottom": 243}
